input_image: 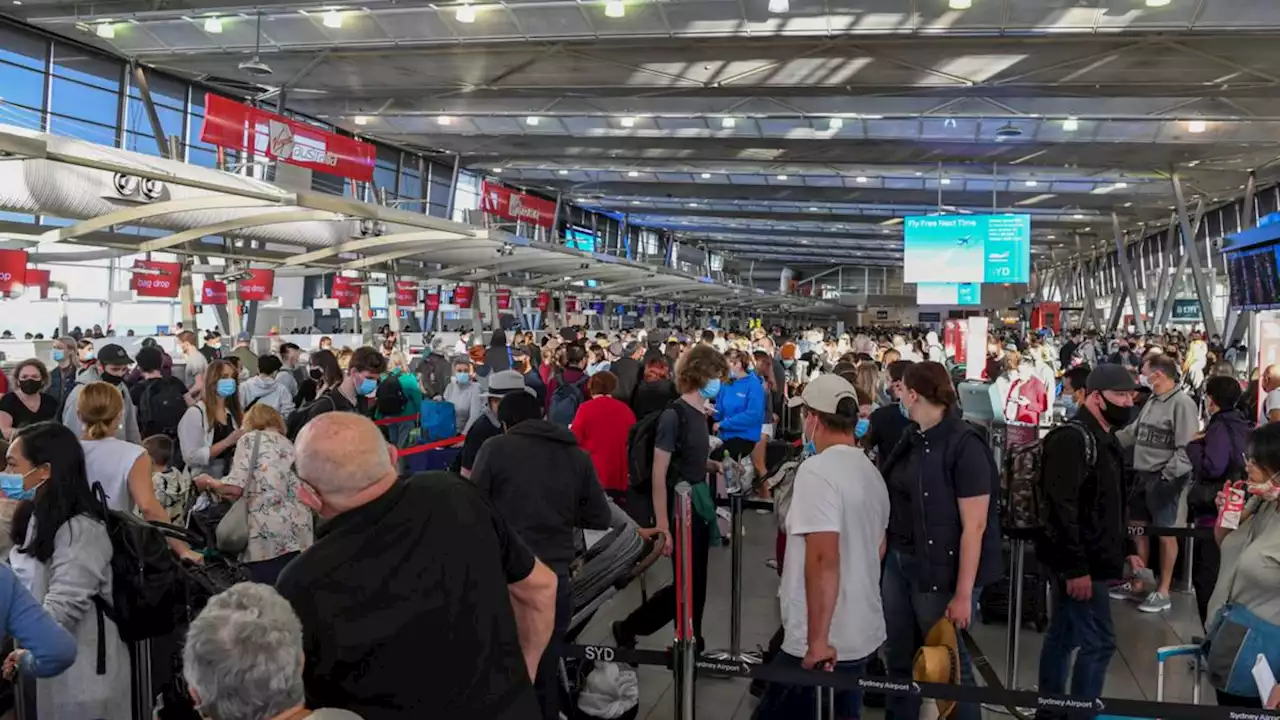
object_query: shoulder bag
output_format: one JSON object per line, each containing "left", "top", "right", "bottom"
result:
{"left": 215, "top": 431, "right": 262, "bottom": 555}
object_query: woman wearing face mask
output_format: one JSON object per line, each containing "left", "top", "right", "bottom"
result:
{"left": 48, "top": 336, "right": 80, "bottom": 409}
{"left": 178, "top": 361, "right": 245, "bottom": 481}
{"left": 878, "top": 361, "right": 1002, "bottom": 720}
{"left": 293, "top": 349, "right": 341, "bottom": 407}
{"left": 4, "top": 422, "right": 132, "bottom": 719}
{"left": 712, "top": 349, "right": 765, "bottom": 465}
{"left": 1206, "top": 422, "right": 1280, "bottom": 710}
{"left": 0, "top": 360, "right": 58, "bottom": 441}
{"left": 443, "top": 358, "right": 483, "bottom": 433}
{"left": 77, "top": 339, "right": 95, "bottom": 366}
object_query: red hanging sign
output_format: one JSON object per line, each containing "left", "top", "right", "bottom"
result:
{"left": 132, "top": 260, "right": 182, "bottom": 298}
{"left": 0, "top": 250, "right": 28, "bottom": 295}
{"left": 454, "top": 284, "right": 475, "bottom": 309}
{"left": 425, "top": 291, "right": 440, "bottom": 312}
{"left": 536, "top": 290, "right": 551, "bottom": 312}
{"left": 202, "top": 280, "right": 228, "bottom": 306}
{"left": 395, "top": 281, "right": 419, "bottom": 306}
{"left": 200, "top": 94, "right": 376, "bottom": 182}
{"left": 24, "top": 268, "right": 49, "bottom": 299}
{"left": 331, "top": 275, "right": 358, "bottom": 307}
{"left": 237, "top": 269, "right": 275, "bottom": 301}
{"left": 496, "top": 288, "right": 512, "bottom": 311}
{"left": 565, "top": 295, "right": 578, "bottom": 313}
{"left": 480, "top": 180, "right": 557, "bottom": 229}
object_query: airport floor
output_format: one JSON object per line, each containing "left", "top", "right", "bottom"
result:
{"left": 572, "top": 509, "right": 1214, "bottom": 720}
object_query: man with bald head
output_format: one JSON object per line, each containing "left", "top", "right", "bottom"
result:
{"left": 277, "top": 413, "right": 557, "bottom": 720}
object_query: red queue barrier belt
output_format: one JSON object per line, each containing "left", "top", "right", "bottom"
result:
{"left": 373, "top": 414, "right": 419, "bottom": 427}
{"left": 398, "top": 435, "right": 465, "bottom": 457}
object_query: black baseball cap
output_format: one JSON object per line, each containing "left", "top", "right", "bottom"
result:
{"left": 1086, "top": 363, "right": 1139, "bottom": 392}
{"left": 97, "top": 343, "right": 132, "bottom": 365}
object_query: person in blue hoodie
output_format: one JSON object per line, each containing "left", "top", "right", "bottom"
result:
{"left": 714, "top": 349, "right": 766, "bottom": 461}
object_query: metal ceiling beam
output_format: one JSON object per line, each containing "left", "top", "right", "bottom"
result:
{"left": 36, "top": 196, "right": 278, "bottom": 245}
{"left": 1110, "top": 213, "right": 1147, "bottom": 335}
{"left": 1169, "top": 171, "right": 1219, "bottom": 338}
{"left": 282, "top": 232, "right": 457, "bottom": 266}
{"left": 137, "top": 210, "right": 340, "bottom": 252}
{"left": 431, "top": 254, "right": 583, "bottom": 281}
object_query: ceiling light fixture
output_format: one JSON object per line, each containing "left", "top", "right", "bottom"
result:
{"left": 949, "top": 0, "right": 972, "bottom": 8}
{"left": 525, "top": 116, "right": 541, "bottom": 126}
{"left": 701, "top": 172, "right": 711, "bottom": 179}
{"left": 855, "top": 176, "right": 868, "bottom": 183}
{"left": 776, "top": 174, "right": 788, "bottom": 180}
{"left": 620, "top": 116, "right": 636, "bottom": 128}
{"left": 768, "top": 0, "right": 788, "bottom": 12}
{"left": 322, "top": 9, "right": 343, "bottom": 28}
{"left": 1025, "top": 179, "right": 1038, "bottom": 187}
{"left": 492, "top": 167, "right": 503, "bottom": 173}
{"left": 1113, "top": 181, "right": 1128, "bottom": 189}
{"left": 239, "top": 12, "right": 273, "bottom": 75}
{"left": 1145, "top": 0, "right": 1171, "bottom": 6}
{"left": 628, "top": 170, "right": 639, "bottom": 177}
{"left": 604, "top": 0, "right": 625, "bottom": 18}
{"left": 1187, "top": 119, "right": 1207, "bottom": 133}
{"left": 95, "top": 21, "right": 116, "bottom": 38}
{"left": 353, "top": 115, "right": 369, "bottom": 125}
{"left": 558, "top": 169, "right": 569, "bottom": 175}
{"left": 940, "top": 177, "right": 951, "bottom": 185}
{"left": 721, "top": 117, "right": 736, "bottom": 129}
{"left": 1063, "top": 116, "right": 1079, "bottom": 132}
{"left": 1073, "top": 213, "right": 1084, "bottom": 219}
{"left": 631, "top": 200, "right": 641, "bottom": 205}
{"left": 455, "top": 2, "right": 476, "bottom": 22}
{"left": 828, "top": 117, "right": 843, "bottom": 131}
{"left": 437, "top": 115, "right": 453, "bottom": 125}
{"left": 203, "top": 16, "right": 223, "bottom": 33}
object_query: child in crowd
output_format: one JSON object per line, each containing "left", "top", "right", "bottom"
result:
{"left": 142, "top": 434, "right": 190, "bottom": 525}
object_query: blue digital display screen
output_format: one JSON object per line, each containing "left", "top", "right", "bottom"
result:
{"left": 916, "top": 282, "right": 983, "bottom": 306}
{"left": 904, "top": 214, "right": 1031, "bottom": 284}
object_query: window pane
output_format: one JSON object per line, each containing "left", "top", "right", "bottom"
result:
{"left": 48, "top": 115, "right": 116, "bottom": 145}
{"left": 0, "top": 26, "right": 46, "bottom": 70}
{"left": 51, "top": 46, "right": 120, "bottom": 91}
{"left": 127, "top": 73, "right": 185, "bottom": 111}
{"left": 50, "top": 77, "right": 118, "bottom": 126}
{"left": 0, "top": 61, "right": 47, "bottom": 119}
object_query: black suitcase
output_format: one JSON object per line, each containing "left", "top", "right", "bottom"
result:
{"left": 979, "top": 545, "right": 1051, "bottom": 633}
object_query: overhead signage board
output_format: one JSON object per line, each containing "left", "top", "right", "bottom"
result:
{"left": 237, "top": 269, "right": 275, "bottom": 302}
{"left": 1226, "top": 245, "right": 1280, "bottom": 310}
{"left": 0, "top": 250, "right": 28, "bottom": 295}
{"left": 132, "top": 260, "right": 182, "bottom": 298}
{"left": 1171, "top": 298, "right": 1203, "bottom": 322}
{"left": 904, "top": 214, "right": 1031, "bottom": 284}
{"left": 916, "top": 282, "right": 982, "bottom": 306}
{"left": 481, "top": 181, "right": 557, "bottom": 229}
{"left": 200, "top": 94, "right": 375, "bottom": 182}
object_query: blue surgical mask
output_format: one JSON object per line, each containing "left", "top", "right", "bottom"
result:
{"left": 782, "top": 359, "right": 794, "bottom": 368}
{"left": 1062, "top": 394, "right": 1079, "bottom": 416}
{"left": 855, "top": 417, "right": 870, "bottom": 439}
{"left": 699, "top": 378, "right": 721, "bottom": 400}
{"left": 52, "top": 350, "right": 65, "bottom": 363}
{"left": 358, "top": 377, "right": 378, "bottom": 396}
{"left": 216, "top": 378, "right": 237, "bottom": 398}
{"left": 83, "top": 351, "right": 95, "bottom": 361}
{"left": 900, "top": 400, "right": 911, "bottom": 420}
{"left": 729, "top": 368, "right": 743, "bottom": 380}
{"left": 0, "top": 469, "right": 40, "bottom": 501}
{"left": 455, "top": 372, "right": 471, "bottom": 385}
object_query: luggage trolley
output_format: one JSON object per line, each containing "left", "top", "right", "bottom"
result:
{"left": 1156, "top": 643, "right": 1204, "bottom": 707}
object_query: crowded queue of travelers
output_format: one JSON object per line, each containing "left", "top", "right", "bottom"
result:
{"left": 0, "top": 321, "right": 1276, "bottom": 720}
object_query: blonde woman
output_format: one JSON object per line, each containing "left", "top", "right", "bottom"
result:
{"left": 196, "top": 405, "right": 313, "bottom": 584}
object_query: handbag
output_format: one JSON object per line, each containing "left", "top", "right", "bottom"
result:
{"left": 1201, "top": 501, "right": 1280, "bottom": 697}
{"left": 215, "top": 431, "right": 262, "bottom": 556}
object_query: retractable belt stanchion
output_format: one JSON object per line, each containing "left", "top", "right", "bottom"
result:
{"left": 673, "top": 482, "right": 696, "bottom": 720}
{"left": 1182, "top": 535, "right": 1196, "bottom": 594}
{"left": 706, "top": 487, "right": 762, "bottom": 668}
{"left": 1004, "top": 538, "right": 1026, "bottom": 691}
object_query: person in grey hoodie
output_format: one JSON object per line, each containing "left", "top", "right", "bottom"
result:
{"left": 239, "top": 355, "right": 296, "bottom": 418}
{"left": 1114, "top": 352, "right": 1200, "bottom": 613}
{"left": 60, "top": 343, "right": 140, "bottom": 444}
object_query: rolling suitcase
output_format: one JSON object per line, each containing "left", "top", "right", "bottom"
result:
{"left": 1155, "top": 643, "right": 1203, "bottom": 709}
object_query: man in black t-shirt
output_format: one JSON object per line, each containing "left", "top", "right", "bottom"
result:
{"left": 282, "top": 413, "right": 557, "bottom": 720}
{"left": 614, "top": 344, "right": 727, "bottom": 651}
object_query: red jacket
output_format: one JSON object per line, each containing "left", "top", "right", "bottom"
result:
{"left": 571, "top": 395, "right": 637, "bottom": 493}
{"left": 1003, "top": 376, "right": 1048, "bottom": 425}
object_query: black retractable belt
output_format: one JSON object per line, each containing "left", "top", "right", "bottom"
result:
{"left": 960, "top": 627, "right": 1033, "bottom": 720}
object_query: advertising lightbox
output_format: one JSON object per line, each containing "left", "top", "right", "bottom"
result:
{"left": 904, "top": 214, "right": 1031, "bottom": 284}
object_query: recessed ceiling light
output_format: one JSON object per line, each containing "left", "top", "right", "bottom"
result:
{"left": 604, "top": 0, "right": 625, "bottom": 17}
{"left": 353, "top": 115, "right": 369, "bottom": 126}
{"left": 856, "top": 176, "right": 868, "bottom": 183}
{"left": 688, "top": 202, "right": 698, "bottom": 208}
{"left": 949, "top": 0, "right": 972, "bottom": 8}
{"left": 1145, "top": 0, "right": 1171, "bottom": 6}
{"left": 808, "top": 206, "right": 819, "bottom": 211}
{"left": 558, "top": 169, "right": 569, "bottom": 175}
{"left": 777, "top": 174, "right": 788, "bottom": 180}
{"left": 322, "top": 9, "right": 343, "bottom": 28}
{"left": 620, "top": 116, "right": 636, "bottom": 128}
{"left": 203, "top": 16, "right": 223, "bottom": 33}
{"left": 492, "top": 167, "right": 503, "bottom": 173}
{"left": 1113, "top": 181, "right": 1128, "bottom": 189}
{"left": 940, "top": 177, "right": 951, "bottom": 185}
{"left": 95, "top": 21, "right": 116, "bottom": 38}
{"left": 1063, "top": 116, "right": 1080, "bottom": 132}
{"left": 1123, "top": 202, "right": 1133, "bottom": 207}
{"left": 437, "top": 115, "right": 453, "bottom": 125}
{"left": 1073, "top": 213, "right": 1084, "bottom": 219}
{"left": 455, "top": 2, "right": 476, "bottom": 22}
{"left": 700, "top": 172, "right": 711, "bottom": 179}
{"left": 12, "top": 1, "right": 22, "bottom": 5}
{"left": 721, "top": 117, "right": 736, "bottom": 129}
{"left": 828, "top": 117, "right": 843, "bottom": 131}
{"left": 627, "top": 170, "right": 639, "bottom": 177}
{"left": 1047, "top": 235, "right": 1056, "bottom": 239}
{"left": 768, "top": 0, "right": 788, "bottom": 12}
{"left": 1025, "top": 179, "right": 1038, "bottom": 187}
{"left": 1187, "top": 119, "right": 1207, "bottom": 133}
{"left": 525, "top": 116, "right": 540, "bottom": 126}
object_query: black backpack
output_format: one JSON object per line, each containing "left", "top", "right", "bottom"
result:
{"left": 138, "top": 378, "right": 187, "bottom": 439}
{"left": 376, "top": 373, "right": 410, "bottom": 417}
{"left": 90, "top": 484, "right": 183, "bottom": 644}
{"left": 285, "top": 392, "right": 336, "bottom": 441}
{"left": 627, "top": 402, "right": 684, "bottom": 491}
{"left": 1002, "top": 421, "right": 1095, "bottom": 534}
{"left": 549, "top": 373, "right": 588, "bottom": 427}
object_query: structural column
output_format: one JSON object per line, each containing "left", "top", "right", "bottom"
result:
{"left": 1111, "top": 214, "right": 1148, "bottom": 335}
{"left": 1170, "top": 172, "right": 1219, "bottom": 338}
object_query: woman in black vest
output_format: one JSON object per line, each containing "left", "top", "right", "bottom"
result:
{"left": 879, "top": 361, "right": 1002, "bottom": 720}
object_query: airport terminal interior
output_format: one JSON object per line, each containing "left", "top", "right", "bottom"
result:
{"left": 0, "top": 0, "right": 1279, "bottom": 718}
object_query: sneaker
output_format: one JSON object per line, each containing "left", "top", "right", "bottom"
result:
{"left": 1108, "top": 581, "right": 1136, "bottom": 601}
{"left": 1138, "top": 591, "right": 1172, "bottom": 613}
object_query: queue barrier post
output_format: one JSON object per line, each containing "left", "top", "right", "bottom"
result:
{"left": 1182, "top": 535, "right": 1196, "bottom": 595}
{"left": 672, "top": 482, "right": 696, "bottom": 720}
{"left": 706, "top": 490, "right": 761, "bottom": 668}
{"left": 1004, "top": 537, "right": 1026, "bottom": 691}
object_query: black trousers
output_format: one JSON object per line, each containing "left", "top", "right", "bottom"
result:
{"left": 721, "top": 437, "right": 756, "bottom": 461}
{"left": 617, "top": 513, "right": 711, "bottom": 645}
{"left": 1190, "top": 535, "right": 1221, "bottom": 629}
{"left": 535, "top": 571, "right": 573, "bottom": 720}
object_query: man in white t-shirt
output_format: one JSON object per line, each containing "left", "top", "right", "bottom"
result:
{"left": 1263, "top": 364, "right": 1280, "bottom": 424}
{"left": 756, "top": 374, "right": 890, "bottom": 720}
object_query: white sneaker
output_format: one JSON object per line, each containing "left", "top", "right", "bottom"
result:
{"left": 1138, "top": 591, "right": 1172, "bottom": 613}
{"left": 1108, "top": 581, "right": 1136, "bottom": 601}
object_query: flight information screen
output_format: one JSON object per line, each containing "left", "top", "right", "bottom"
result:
{"left": 903, "top": 214, "right": 1031, "bottom": 284}
{"left": 916, "top": 282, "right": 982, "bottom": 306}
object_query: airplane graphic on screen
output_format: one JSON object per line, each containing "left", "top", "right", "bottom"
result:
{"left": 956, "top": 236, "right": 973, "bottom": 247}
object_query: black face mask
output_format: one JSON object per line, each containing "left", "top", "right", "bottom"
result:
{"left": 309, "top": 367, "right": 324, "bottom": 380}
{"left": 100, "top": 371, "right": 125, "bottom": 386}
{"left": 1100, "top": 396, "right": 1131, "bottom": 428}
{"left": 17, "top": 379, "right": 41, "bottom": 395}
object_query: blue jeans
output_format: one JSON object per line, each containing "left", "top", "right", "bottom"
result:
{"left": 1037, "top": 577, "right": 1116, "bottom": 720}
{"left": 754, "top": 651, "right": 870, "bottom": 720}
{"left": 882, "top": 549, "right": 981, "bottom": 720}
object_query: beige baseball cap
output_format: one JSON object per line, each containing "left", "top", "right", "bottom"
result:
{"left": 787, "top": 374, "right": 858, "bottom": 414}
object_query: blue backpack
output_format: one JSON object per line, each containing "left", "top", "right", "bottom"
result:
{"left": 420, "top": 399, "right": 457, "bottom": 441}
{"left": 548, "top": 373, "right": 588, "bottom": 427}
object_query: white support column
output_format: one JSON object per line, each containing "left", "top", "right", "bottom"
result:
{"left": 1170, "top": 172, "right": 1219, "bottom": 338}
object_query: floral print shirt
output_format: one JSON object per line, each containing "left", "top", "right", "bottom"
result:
{"left": 220, "top": 430, "right": 314, "bottom": 563}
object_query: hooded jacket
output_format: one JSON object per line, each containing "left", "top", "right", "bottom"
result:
{"left": 469, "top": 419, "right": 613, "bottom": 572}
{"left": 239, "top": 376, "right": 296, "bottom": 418}
{"left": 714, "top": 371, "right": 765, "bottom": 444}
{"left": 1187, "top": 407, "right": 1250, "bottom": 483}
{"left": 61, "top": 366, "right": 140, "bottom": 443}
